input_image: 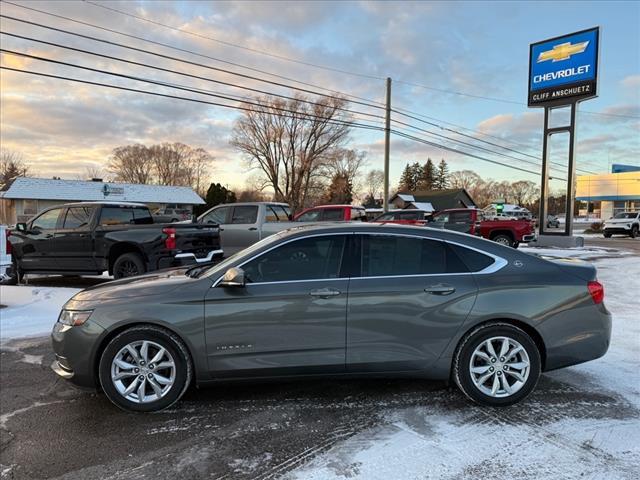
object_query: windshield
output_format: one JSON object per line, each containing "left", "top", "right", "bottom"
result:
{"left": 195, "top": 233, "right": 287, "bottom": 279}
{"left": 614, "top": 212, "right": 637, "bottom": 219}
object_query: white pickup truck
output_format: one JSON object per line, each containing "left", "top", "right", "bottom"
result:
{"left": 0, "top": 225, "right": 12, "bottom": 282}
{"left": 197, "top": 202, "right": 299, "bottom": 256}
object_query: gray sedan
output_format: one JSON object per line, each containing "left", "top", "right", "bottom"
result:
{"left": 51, "top": 224, "right": 611, "bottom": 412}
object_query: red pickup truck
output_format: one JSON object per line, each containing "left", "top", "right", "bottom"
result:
{"left": 430, "top": 208, "right": 535, "bottom": 248}
{"left": 294, "top": 205, "right": 368, "bottom": 222}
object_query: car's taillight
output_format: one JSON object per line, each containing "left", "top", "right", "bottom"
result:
{"left": 5, "top": 230, "right": 12, "bottom": 255}
{"left": 162, "top": 227, "right": 177, "bottom": 250}
{"left": 587, "top": 280, "right": 604, "bottom": 304}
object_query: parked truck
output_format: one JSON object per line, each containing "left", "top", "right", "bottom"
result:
{"left": 6, "top": 202, "right": 222, "bottom": 282}
{"left": 198, "top": 202, "right": 298, "bottom": 256}
{"left": 430, "top": 208, "right": 536, "bottom": 248}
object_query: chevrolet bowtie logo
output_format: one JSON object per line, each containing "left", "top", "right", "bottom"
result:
{"left": 537, "top": 41, "right": 589, "bottom": 63}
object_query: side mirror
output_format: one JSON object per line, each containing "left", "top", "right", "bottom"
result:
{"left": 219, "top": 267, "right": 246, "bottom": 287}
{"left": 16, "top": 222, "right": 27, "bottom": 232}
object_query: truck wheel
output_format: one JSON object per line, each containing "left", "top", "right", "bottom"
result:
{"left": 492, "top": 234, "right": 514, "bottom": 248}
{"left": 630, "top": 226, "right": 638, "bottom": 239}
{"left": 98, "top": 325, "right": 192, "bottom": 412}
{"left": 113, "top": 253, "right": 145, "bottom": 279}
{"left": 2, "top": 258, "right": 24, "bottom": 285}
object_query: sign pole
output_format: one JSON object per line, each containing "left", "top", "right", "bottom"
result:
{"left": 383, "top": 77, "right": 391, "bottom": 213}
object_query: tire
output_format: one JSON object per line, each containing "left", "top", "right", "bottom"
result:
{"left": 98, "top": 325, "right": 192, "bottom": 412}
{"left": 113, "top": 252, "right": 145, "bottom": 279}
{"left": 603, "top": 232, "right": 612, "bottom": 238}
{"left": 453, "top": 323, "right": 541, "bottom": 407}
{"left": 630, "top": 225, "right": 638, "bottom": 239}
{"left": 512, "top": 242, "right": 520, "bottom": 249}
{"left": 2, "top": 258, "right": 23, "bottom": 285}
{"left": 492, "top": 234, "right": 514, "bottom": 248}
{"left": 171, "top": 218, "right": 178, "bottom": 223}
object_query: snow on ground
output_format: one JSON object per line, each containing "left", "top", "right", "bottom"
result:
{"left": 287, "top": 252, "right": 640, "bottom": 480}
{"left": 0, "top": 286, "right": 80, "bottom": 342}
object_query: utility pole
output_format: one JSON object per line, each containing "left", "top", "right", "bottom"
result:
{"left": 383, "top": 77, "right": 392, "bottom": 212}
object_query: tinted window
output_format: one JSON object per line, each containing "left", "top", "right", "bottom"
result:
{"left": 399, "top": 211, "right": 421, "bottom": 220}
{"left": 63, "top": 207, "right": 93, "bottom": 229}
{"left": 361, "top": 235, "right": 467, "bottom": 277}
{"left": 31, "top": 208, "right": 61, "bottom": 230}
{"left": 133, "top": 207, "right": 153, "bottom": 224}
{"left": 243, "top": 235, "right": 346, "bottom": 283}
{"left": 296, "top": 210, "right": 321, "bottom": 222}
{"left": 448, "top": 244, "right": 494, "bottom": 272}
{"left": 449, "top": 211, "right": 473, "bottom": 222}
{"left": 99, "top": 207, "right": 133, "bottom": 226}
{"left": 322, "top": 208, "right": 344, "bottom": 221}
{"left": 201, "top": 206, "right": 230, "bottom": 224}
{"left": 231, "top": 206, "right": 258, "bottom": 224}
{"left": 266, "top": 205, "right": 289, "bottom": 222}
{"left": 376, "top": 212, "right": 394, "bottom": 221}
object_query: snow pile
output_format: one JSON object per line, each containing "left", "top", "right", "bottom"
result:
{"left": 0, "top": 286, "right": 80, "bottom": 342}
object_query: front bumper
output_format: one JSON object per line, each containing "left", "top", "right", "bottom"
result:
{"left": 50, "top": 320, "right": 106, "bottom": 388}
{"left": 603, "top": 226, "right": 631, "bottom": 234}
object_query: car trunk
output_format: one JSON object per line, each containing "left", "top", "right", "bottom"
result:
{"left": 543, "top": 257, "right": 597, "bottom": 281}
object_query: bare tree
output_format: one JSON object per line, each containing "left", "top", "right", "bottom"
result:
{"left": 108, "top": 144, "right": 154, "bottom": 184}
{"left": 0, "top": 149, "right": 30, "bottom": 190}
{"left": 510, "top": 180, "right": 539, "bottom": 207}
{"left": 231, "top": 94, "right": 352, "bottom": 212}
{"left": 363, "top": 169, "right": 384, "bottom": 199}
{"left": 449, "top": 170, "right": 482, "bottom": 190}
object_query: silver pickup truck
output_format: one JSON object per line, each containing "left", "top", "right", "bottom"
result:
{"left": 197, "top": 202, "right": 298, "bottom": 256}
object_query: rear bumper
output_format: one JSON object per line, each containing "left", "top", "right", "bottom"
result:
{"left": 540, "top": 303, "right": 612, "bottom": 372}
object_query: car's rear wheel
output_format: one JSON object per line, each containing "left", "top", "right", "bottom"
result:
{"left": 113, "top": 253, "right": 145, "bottom": 279}
{"left": 98, "top": 326, "right": 192, "bottom": 412}
{"left": 492, "top": 234, "right": 514, "bottom": 248}
{"left": 454, "top": 323, "right": 541, "bottom": 407}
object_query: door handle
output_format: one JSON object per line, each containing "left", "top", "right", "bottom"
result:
{"left": 248, "top": 227, "right": 258, "bottom": 231}
{"left": 310, "top": 288, "right": 341, "bottom": 298}
{"left": 424, "top": 284, "right": 456, "bottom": 295}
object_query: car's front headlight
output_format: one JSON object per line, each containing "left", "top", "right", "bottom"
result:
{"left": 58, "top": 310, "right": 93, "bottom": 326}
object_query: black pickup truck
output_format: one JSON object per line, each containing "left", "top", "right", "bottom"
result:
{"left": 7, "top": 202, "right": 222, "bottom": 281}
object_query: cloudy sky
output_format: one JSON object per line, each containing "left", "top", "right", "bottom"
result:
{"left": 1, "top": 0, "right": 638, "bottom": 191}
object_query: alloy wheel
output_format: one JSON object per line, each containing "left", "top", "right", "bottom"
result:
{"left": 110, "top": 340, "right": 176, "bottom": 404}
{"left": 469, "top": 336, "right": 530, "bottom": 398}
{"left": 116, "top": 260, "right": 140, "bottom": 278}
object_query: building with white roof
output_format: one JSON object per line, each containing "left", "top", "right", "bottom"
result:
{"left": 0, "top": 177, "right": 204, "bottom": 224}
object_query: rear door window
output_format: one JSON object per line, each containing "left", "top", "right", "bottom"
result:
{"left": 99, "top": 207, "right": 134, "bottom": 225}
{"left": 449, "top": 211, "right": 473, "bottom": 223}
{"left": 360, "top": 235, "right": 468, "bottom": 277}
{"left": 266, "top": 205, "right": 289, "bottom": 222}
{"left": 448, "top": 244, "right": 494, "bottom": 272}
{"left": 231, "top": 206, "right": 258, "bottom": 224}
{"left": 63, "top": 206, "right": 94, "bottom": 229}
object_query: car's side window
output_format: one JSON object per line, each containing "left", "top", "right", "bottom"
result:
{"left": 231, "top": 206, "right": 258, "bottom": 224}
{"left": 447, "top": 244, "right": 494, "bottom": 272}
{"left": 202, "top": 206, "right": 230, "bottom": 224}
{"left": 322, "top": 209, "right": 344, "bottom": 221}
{"left": 243, "top": 235, "right": 346, "bottom": 283}
{"left": 63, "top": 207, "right": 94, "bottom": 229}
{"left": 99, "top": 207, "right": 134, "bottom": 226}
{"left": 361, "top": 235, "right": 467, "bottom": 277}
{"left": 296, "top": 210, "right": 321, "bottom": 222}
{"left": 450, "top": 211, "right": 472, "bottom": 223}
{"left": 31, "top": 208, "right": 62, "bottom": 230}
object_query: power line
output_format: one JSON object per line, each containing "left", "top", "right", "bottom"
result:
{"left": 78, "top": 0, "right": 638, "bottom": 121}
{"left": 0, "top": 2, "right": 387, "bottom": 108}
{"left": 0, "top": 50, "right": 385, "bottom": 129}
{"left": 1, "top": 65, "right": 556, "bottom": 178}
{"left": 82, "top": 0, "right": 387, "bottom": 82}
{"left": 0, "top": 31, "right": 388, "bottom": 123}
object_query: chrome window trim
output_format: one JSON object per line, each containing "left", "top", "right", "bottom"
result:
{"left": 212, "top": 230, "right": 507, "bottom": 287}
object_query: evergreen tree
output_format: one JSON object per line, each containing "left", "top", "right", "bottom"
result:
{"left": 324, "top": 173, "right": 353, "bottom": 204}
{"left": 434, "top": 159, "right": 450, "bottom": 190}
{"left": 398, "top": 163, "right": 414, "bottom": 191}
{"left": 417, "top": 158, "right": 436, "bottom": 190}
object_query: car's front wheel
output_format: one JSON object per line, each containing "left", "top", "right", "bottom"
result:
{"left": 454, "top": 323, "right": 541, "bottom": 406}
{"left": 98, "top": 326, "right": 192, "bottom": 412}
{"left": 630, "top": 225, "right": 638, "bottom": 238}
{"left": 491, "top": 234, "right": 514, "bottom": 248}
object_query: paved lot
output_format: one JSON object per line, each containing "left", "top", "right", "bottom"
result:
{"left": 0, "top": 337, "right": 637, "bottom": 480}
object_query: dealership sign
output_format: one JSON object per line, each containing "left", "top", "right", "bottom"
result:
{"left": 528, "top": 27, "right": 599, "bottom": 106}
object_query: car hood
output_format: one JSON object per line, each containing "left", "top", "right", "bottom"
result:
{"left": 72, "top": 267, "right": 197, "bottom": 301}
{"left": 605, "top": 218, "right": 634, "bottom": 224}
